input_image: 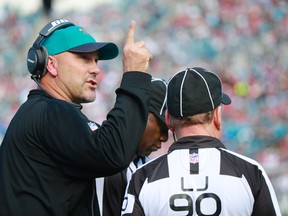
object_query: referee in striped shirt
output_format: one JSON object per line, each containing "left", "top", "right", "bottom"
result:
{"left": 122, "top": 67, "right": 281, "bottom": 216}
{"left": 96, "top": 78, "right": 169, "bottom": 216}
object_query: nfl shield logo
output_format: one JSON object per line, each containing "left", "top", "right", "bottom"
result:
{"left": 88, "top": 122, "right": 98, "bottom": 131}
{"left": 189, "top": 153, "right": 199, "bottom": 164}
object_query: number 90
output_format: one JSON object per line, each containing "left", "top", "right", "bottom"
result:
{"left": 169, "top": 193, "right": 221, "bottom": 216}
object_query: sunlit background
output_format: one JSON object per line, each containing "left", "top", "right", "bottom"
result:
{"left": 1, "top": 0, "right": 287, "bottom": 214}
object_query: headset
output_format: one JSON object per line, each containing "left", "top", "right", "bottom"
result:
{"left": 27, "top": 18, "right": 75, "bottom": 80}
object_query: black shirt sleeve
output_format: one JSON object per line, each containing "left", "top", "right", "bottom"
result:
{"left": 44, "top": 72, "right": 151, "bottom": 178}
{"left": 102, "top": 170, "right": 127, "bottom": 216}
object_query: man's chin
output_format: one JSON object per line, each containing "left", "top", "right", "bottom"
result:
{"left": 75, "top": 97, "right": 95, "bottom": 104}
{"left": 82, "top": 93, "right": 96, "bottom": 103}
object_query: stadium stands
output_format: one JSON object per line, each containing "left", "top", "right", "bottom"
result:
{"left": 0, "top": 0, "right": 287, "bottom": 214}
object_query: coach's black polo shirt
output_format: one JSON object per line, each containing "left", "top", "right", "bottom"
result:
{"left": 0, "top": 72, "right": 151, "bottom": 216}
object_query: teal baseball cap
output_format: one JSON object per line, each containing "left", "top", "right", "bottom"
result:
{"left": 40, "top": 25, "right": 119, "bottom": 60}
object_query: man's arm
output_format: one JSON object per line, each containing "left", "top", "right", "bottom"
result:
{"left": 252, "top": 169, "right": 282, "bottom": 216}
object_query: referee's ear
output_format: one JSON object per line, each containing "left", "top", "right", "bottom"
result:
{"left": 165, "top": 110, "right": 174, "bottom": 132}
{"left": 214, "top": 106, "right": 222, "bottom": 132}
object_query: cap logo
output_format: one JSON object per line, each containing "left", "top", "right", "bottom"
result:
{"left": 79, "top": 27, "right": 89, "bottom": 34}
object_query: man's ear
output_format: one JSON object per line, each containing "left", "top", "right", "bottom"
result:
{"left": 46, "top": 56, "right": 58, "bottom": 77}
{"left": 165, "top": 110, "right": 174, "bottom": 132}
{"left": 214, "top": 106, "right": 222, "bottom": 131}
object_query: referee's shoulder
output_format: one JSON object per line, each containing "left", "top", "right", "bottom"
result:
{"left": 133, "top": 154, "right": 168, "bottom": 178}
{"left": 220, "top": 148, "right": 264, "bottom": 168}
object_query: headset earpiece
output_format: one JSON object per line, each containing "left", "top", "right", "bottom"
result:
{"left": 27, "top": 45, "right": 48, "bottom": 79}
{"left": 27, "top": 18, "right": 75, "bottom": 80}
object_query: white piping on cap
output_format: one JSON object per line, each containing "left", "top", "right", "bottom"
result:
{"left": 151, "top": 78, "right": 167, "bottom": 115}
{"left": 190, "top": 68, "right": 215, "bottom": 110}
{"left": 179, "top": 69, "right": 189, "bottom": 117}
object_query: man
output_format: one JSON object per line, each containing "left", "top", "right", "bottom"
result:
{"left": 121, "top": 67, "right": 281, "bottom": 216}
{"left": 0, "top": 18, "right": 152, "bottom": 216}
{"left": 96, "top": 78, "right": 169, "bottom": 216}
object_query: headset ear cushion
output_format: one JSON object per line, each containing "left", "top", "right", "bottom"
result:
{"left": 37, "top": 46, "right": 48, "bottom": 78}
{"left": 27, "top": 46, "right": 48, "bottom": 79}
{"left": 27, "top": 47, "right": 38, "bottom": 75}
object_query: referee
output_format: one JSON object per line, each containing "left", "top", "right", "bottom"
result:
{"left": 121, "top": 67, "right": 281, "bottom": 216}
{"left": 96, "top": 78, "right": 169, "bottom": 216}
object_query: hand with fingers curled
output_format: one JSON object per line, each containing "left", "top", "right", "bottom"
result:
{"left": 123, "top": 21, "right": 152, "bottom": 73}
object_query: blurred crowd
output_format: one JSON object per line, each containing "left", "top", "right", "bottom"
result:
{"left": 0, "top": 0, "right": 287, "bottom": 213}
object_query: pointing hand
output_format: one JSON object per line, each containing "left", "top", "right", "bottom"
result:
{"left": 123, "top": 21, "right": 152, "bottom": 73}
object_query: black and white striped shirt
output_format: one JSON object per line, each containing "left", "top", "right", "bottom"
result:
{"left": 96, "top": 156, "right": 148, "bottom": 216}
{"left": 122, "top": 136, "right": 281, "bottom": 216}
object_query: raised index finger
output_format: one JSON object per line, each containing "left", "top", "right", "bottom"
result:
{"left": 125, "top": 21, "right": 136, "bottom": 46}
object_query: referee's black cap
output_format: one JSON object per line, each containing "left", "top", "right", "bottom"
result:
{"left": 167, "top": 67, "right": 231, "bottom": 117}
{"left": 150, "top": 78, "right": 167, "bottom": 127}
